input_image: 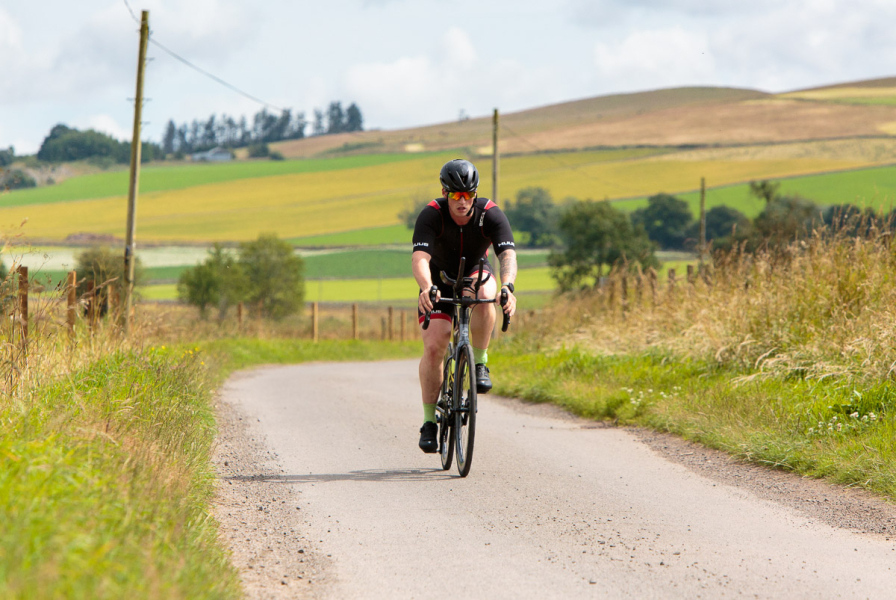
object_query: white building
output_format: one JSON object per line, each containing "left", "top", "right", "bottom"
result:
{"left": 191, "top": 147, "right": 233, "bottom": 162}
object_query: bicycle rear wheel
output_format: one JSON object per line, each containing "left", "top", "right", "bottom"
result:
{"left": 454, "top": 344, "right": 477, "bottom": 477}
{"left": 438, "top": 354, "right": 455, "bottom": 471}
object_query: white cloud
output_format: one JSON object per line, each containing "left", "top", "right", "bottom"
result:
{"left": 78, "top": 114, "right": 132, "bottom": 141}
{"left": 594, "top": 28, "right": 715, "bottom": 89}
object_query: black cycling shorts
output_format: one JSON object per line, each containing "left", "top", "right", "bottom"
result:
{"left": 417, "top": 260, "right": 495, "bottom": 324}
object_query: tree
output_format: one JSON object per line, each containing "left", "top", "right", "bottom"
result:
{"left": 0, "top": 146, "right": 13, "bottom": 167}
{"left": 312, "top": 110, "right": 325, "bottom": 136}
{"left": 630, "top": 193, "right": 693, "bottom": 249}
{"left": 503, "top": 187, "right": 559, "bottom": 248}
{"left": 753, "top": 195, "right": 821, "bottom": 247}
{"left": 345, "top": 103, "right": 363, "bottom": 132}
{"left": 398, "top": 195, "right": 433, "bottom": 229}
{"left": 749, "top": 180, "right": 781, "bottom": 204}
{"left": 549, "top": 200, "right": 657, "bottom": 291}
{"left": 162, "top": 120, "right": 177, "bottom": 155}
{"left": 177, "top": 244, "right": 246, "bottom": 319}
{"left": 37, "top": 126, "right": 130, "bottom": 163}
{"left": 237, "top": 234, "right": 305, "bottom": 319}
{"left": 326, "top": 102, "right": 346, "bottom": 134}
{"left": 247, "top": 143, "right": 270, "bottom": 158}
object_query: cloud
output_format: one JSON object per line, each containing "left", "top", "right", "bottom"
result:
{"left": 344, "top": 27, "right": 563, "bottom": 128}
{"left": 594, "top": 28, "right": 715, "bottom": 90}
{"left": 78, "top": 114, "right": 132, "bottom": 141}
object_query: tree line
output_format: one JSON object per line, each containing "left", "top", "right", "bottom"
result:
{"left": 401, "top": 182, "right": 892, "bottom": 292}
{"left": 161, "top": 101, "right": 363, "bottom": 156}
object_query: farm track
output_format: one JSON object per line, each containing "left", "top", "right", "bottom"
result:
{"left": 216, "top": 360, "right": 896, "bottom": 599}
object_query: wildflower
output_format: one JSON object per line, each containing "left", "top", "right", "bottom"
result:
{"left": 850, "top": 412, "right": 859, "bottom": 419}
{"left": 836, "top": 423, "right": 843, "bottom": 432}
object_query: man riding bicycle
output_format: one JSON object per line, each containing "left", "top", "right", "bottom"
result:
{"left": 412, "top": 158, "right": 517, "bottom": 453}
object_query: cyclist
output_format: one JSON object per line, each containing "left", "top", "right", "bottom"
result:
{"left": 412, "top": 158, "right": 517, "bottom": 453}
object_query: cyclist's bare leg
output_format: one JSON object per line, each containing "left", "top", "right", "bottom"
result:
{"left": 469, "top": 274, "right": 498, "bottom": 350}
{"left": 419, "top": 318, "right": 452, "bottom": 406}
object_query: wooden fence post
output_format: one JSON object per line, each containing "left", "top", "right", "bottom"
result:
{"left": 648, "top": 268, "right": 657, "bottom": 307}
{"left": 237, "top": 302, "right": 244, "bottom": 330}
{"left": 17, "top": 266, "right": 28, "bottom": 353}
{"left": 352, "top": 303, "right": 359, "bottom": 340}
{"left": 667, "top": 268, "right": 676, "bottom": 296}
{"left": 687, "top": 264, "right": 695, "bottom": 285}
{"left": 381, "top": 316, "right": 387, "bottom": 340}
{"left": 312, "top": 302, "right": 319, "bottom": 342}
{"left": 86, "top": 279, "right": 96, "bottom": 332}
{"left": 400, "top": 310, "right": 406, "bottom": 342}
{"left": 621, "top": 273, "right": 628, "bottom": 313}
{"left": 66, "top": 271, "right": 77, "bottom": 337}
{"left": 388, "top": 306, "right": 394, "bottom": 341}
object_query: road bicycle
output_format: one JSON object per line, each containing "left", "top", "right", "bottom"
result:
{"left": 423, "top": 257, "right": 510, "bottom": 477}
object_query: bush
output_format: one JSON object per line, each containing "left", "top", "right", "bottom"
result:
{"left": 0, "top": 169, "right": 36, "bottom": 190}
{"left": 178, "top": 235, "right": 304, "bottom": 320}
{"left": 177, "top": 244, "right": 246, "bottom": 320}
{"left": 269, "top": 150, "right": 284, "bottom": 161}
{"left": 247, "top": 143, "right": 270, "bottom": 158}
{"left": 238, "top": 234, "right": 305, "bottom": 320}
{"left": 75, "top": 246, "right": 144, "bottom": 314}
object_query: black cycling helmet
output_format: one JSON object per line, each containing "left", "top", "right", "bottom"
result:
{"left": 439, "top": 159, "right": 479, "bottom": 192}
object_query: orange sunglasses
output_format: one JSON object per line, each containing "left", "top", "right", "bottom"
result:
{"left": 447, "top": 191, "right": 476, "bottom": 201}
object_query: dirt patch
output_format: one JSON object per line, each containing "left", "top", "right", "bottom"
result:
{"left": 212, "top": 392, "right": 332, "bottom": 599}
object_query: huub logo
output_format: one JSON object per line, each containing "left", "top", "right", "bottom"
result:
{"left": 498, "top": 241, "right": 514, "bottom": 247}
{"left": 414, "top": 242, "right": 429, "bottom": 248}
{"left": 479, "top": 213, "right": 486, "bottom": 227}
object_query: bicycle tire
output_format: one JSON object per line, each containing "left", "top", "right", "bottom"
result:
{"left": 438, "top": 354, "right": 455, "bottom": 471}
{"left": 454, "top": 344, "right": 477, "bottom": 477}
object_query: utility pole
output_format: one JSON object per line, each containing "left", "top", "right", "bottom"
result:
{"left": 123, "top": 10, "right": 149, "bottom": 334}
{"left": 699, "top": 177, "right": 706, "bottom": 265}
{"left": 492, "top": 108, "right": 499, "bottom": 203}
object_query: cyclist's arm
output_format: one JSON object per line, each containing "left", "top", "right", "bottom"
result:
{"left": 412, "top": 251, "right": 440, "bottom": 312}
{"left": 497, "top": 249, "right": 517, "bottom": 316}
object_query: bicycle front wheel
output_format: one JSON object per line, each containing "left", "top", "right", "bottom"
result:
{"left": 438, "top": 354, "right": 455, "bottom": 471}
{"left": 454, "top": 344, "right": 477, "bottom": 477}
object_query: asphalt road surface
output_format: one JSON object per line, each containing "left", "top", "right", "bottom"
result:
{"left": 218, "top": 360, "right": 896, "bottom": 599}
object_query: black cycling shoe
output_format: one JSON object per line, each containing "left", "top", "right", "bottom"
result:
{"left": 418, "top": 421, "right": 438, "bottom": 453}
{"left": 476, "top": 364, "right": 492, "bottom": 394}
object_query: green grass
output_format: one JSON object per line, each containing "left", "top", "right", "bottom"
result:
{"left": 491, "top": 344, "right": 896, "bottom": 499}
{"left": 612, "top": 163, "right": 896, "bottom": 218}
{"left": 0, "top": 154, "right": 428, "bottom": 208}
{"left": 0, "top": 339, "right": 421, "bottom": 597}
{"left": 0, "top": 349, "right": 242, "bottom": 598}
{"left": 289, "top": 224, "right": 412, "bottom": 247}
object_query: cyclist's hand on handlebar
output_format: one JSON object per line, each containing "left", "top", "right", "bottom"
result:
{"left": 501, "top": 288, "right": 517, "bottom": 317}
{"left": 419, "top": 286, "right": 440, "bottom": 313}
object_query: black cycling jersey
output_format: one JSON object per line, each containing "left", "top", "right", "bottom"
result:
{"left": 412, "top": 197, "right": 515, "bottom": 279}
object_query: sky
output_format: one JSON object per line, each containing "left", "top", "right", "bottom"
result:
{"left": 2, "top": 0, "right": 895, "bottom": 154}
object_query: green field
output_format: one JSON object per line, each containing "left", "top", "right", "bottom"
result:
{"left": 612, "top": 163, "right": 896, "bottom": 217}
{"left": 0, "top": 153, "right": 431, "bottom": 208}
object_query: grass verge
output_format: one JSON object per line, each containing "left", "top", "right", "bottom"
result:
{"left": 0, "top": 338, "right": 419, "bottom": 598}
{"left": 491, "top": 344, "right": 896, "bottom": 499}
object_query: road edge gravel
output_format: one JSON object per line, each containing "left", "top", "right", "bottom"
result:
{"left": 212, "top": 380, "right": 333, "bottom": 599}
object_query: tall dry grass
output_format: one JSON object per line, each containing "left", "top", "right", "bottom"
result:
{"left": 525, "top": 222, "right": 896, "bottom": 386}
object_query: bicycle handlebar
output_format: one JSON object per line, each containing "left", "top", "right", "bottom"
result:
{"left": 422, "top": 257, "right": 512, "bottom": 332}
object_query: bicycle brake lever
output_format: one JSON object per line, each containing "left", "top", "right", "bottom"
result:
{"left": 500, "top": 288, "right": 511, "bottom": 332}
{"left": 422, "top": 286, "right": 438, "bottom": 330}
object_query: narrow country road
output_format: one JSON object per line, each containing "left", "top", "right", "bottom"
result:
{"left": 215, "top": 360, "right": 896, "bottom": 599}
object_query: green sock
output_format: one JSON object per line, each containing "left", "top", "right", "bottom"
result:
{"left": 423, "top": 403, "right": 436, "bottom": 424}
{"left": 473, "top": 347, "right": 488, "bottom": 366}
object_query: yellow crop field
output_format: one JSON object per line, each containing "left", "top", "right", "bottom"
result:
{"left": 780, "top": 87, "right": 896, "bottom": 101}
{"left": 0, "top": 150, "right": 873, "bottom": 242}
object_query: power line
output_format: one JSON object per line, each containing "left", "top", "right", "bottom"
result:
{"left": 500, "top": 122, "right": 606, "bottom": 185}
{"left": 122, "top": 0, "right": 287, "bottom": 113}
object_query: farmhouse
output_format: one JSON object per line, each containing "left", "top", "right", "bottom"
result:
{"left": 191, "top": 147, "right": 233, "bottom": 162}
